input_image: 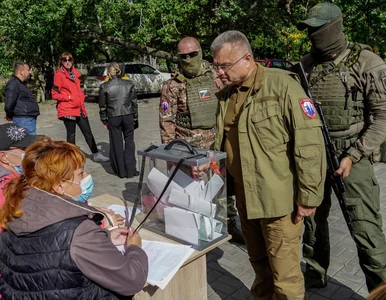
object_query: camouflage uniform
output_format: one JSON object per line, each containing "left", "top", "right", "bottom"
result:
{"left": 159, "top": 60, "right": 240, "bottom": 238}
{"left": 159, "top": 61, "right": 216, "bottom": 149}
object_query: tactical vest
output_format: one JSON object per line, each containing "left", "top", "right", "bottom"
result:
{"left": 175, "top": 71, "right": 218, "bottom": 129}
{"left": 309, "top": 42, "right": 372, "bottom": 149}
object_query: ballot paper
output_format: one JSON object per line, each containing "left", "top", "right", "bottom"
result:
{"left": 168, "top": 189, "right": 216, "bottom": 218}
{"left": 142, "top": 240, "right": 194, "bottom": 289}
{"left": 106, "top": 204, "right": 141, "bottom": 220}
{"left": 116, "top": 240, "right": 194, "bottom": 290}
{"left": 202, "top": 174, "right": 224, "bottom": 202}
{"left": 147, "top": 168, "right": 184, "bottom": 201}
{"left": 164, "top": 206, "right": 199, "bottom": 245}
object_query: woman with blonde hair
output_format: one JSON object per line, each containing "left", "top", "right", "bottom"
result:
{"left": 52, "top": 52, "right": 109, "bottom": 162}
{"left": 0, "top": 138, "right": 148, "bottom": 299}
{"left": 99, "top": 62, "right": 139, "bottom": 178}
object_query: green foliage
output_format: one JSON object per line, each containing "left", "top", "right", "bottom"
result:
{"left": 0, "top": 0, "right": 385, "bottom": 72}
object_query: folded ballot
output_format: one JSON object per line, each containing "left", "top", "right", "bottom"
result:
{"left": 168, "top": 189, "right": 216, "bottom": 218}
{"left": 165, "top": 206, "right": 223, "bottom": 245}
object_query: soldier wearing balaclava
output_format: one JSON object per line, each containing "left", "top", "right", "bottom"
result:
{"left": 297, "top": 2, "right": 386, "bottom": 293}
{"left": 158, "top": 36, "right": 245, "bottom": 245}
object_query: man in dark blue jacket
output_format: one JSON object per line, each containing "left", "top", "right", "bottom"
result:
{"left": 4, "top": 61, "right": 40, "bottom": 134}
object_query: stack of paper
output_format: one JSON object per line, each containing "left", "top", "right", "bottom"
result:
{"left": 116, "top": 240, "right": 194, "bottom": 289}
{"left": 145, "top": 167, "right": 225, "bottom": 245}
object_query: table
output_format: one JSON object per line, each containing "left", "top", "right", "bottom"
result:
{"left": 89, "top": 194, "right": 230, "bottom": 300}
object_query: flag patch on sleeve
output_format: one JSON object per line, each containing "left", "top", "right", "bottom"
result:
{"left": 160, "top": 99, "right": 170, "bottom": 113}
{"left": 300, "top": 98, "right": 316, "bottom": 118}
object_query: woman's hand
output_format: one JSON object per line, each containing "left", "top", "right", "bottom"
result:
{"left": 109, "top": 228, "right": 130, "bottom": 246}
{"left": 126, "top": 228, "right": 142, "bottom": 248}
{"left": 96, "top": 207, "right": 125, "bottom": 228}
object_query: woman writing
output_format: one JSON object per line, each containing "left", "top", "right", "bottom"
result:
{"left": 99, "top": 62, "right": 139, "bottom": 178}
{"left": 52, "top": 52, "right": 109, "bottom": 162}
{"left": 0, "top": 138, "right": 148, "bottom": 299}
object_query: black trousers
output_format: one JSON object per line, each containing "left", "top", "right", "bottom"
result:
{"left": 107, "top": 115, "right": 137, "bottom": 178}
{"left": 63, "top": 116, "right": 98, "bottom": 154}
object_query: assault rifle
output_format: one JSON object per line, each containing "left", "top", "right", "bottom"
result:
{"left": 292, "top": 62, "right": 354, "bottom": 233}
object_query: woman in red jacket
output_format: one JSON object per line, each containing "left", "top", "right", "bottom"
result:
{"left": 52, "top": 52, "right": 109, "bottom": 162}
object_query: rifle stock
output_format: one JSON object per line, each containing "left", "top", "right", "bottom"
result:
{"left": 292, "top": 62, "right": 354, "bottom": 233}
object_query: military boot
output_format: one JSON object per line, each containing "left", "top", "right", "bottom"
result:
{"left": 228, "top": 217, "right": 245, "bottom": 245}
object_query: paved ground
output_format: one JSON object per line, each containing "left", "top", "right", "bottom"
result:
{"left": 2, "top": 98, "right": 385, "bottom": 299}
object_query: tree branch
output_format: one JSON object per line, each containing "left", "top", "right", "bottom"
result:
{"left": 78, "top": 30, "right": 178, "bottom": 62}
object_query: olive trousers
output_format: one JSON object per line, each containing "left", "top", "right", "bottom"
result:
{"left": 235, "top": 183, "right": 306, "bottom": 300}
{"left": 303, "top": 158, "right": 386, "bottom": 291}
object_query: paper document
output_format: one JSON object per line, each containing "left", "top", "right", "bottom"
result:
{"left": 168, "top": 189, "right": 216, "bottom": 217}
{"left": 143, "top": 240, "right": 194, "bottom": 289}
{"left": 106, "top": 204, "right": 141, "bottom": 221}
{"left": 203, "top": 174, "right": 224, "bottom": 202}
{"left": 116, "top": 240, "right": 194, "bottom": 290}
{"left": 164, "top": 206, "right": 199, "bottom": 245}
{"left": 147, "top": 167, "right": 184, "bottom": 201}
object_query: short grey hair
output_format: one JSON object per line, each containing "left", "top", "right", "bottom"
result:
{"left": 210, "top": 31, "right": 253, "bottom": 56}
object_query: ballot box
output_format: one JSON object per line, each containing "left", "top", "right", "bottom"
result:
{"left": 137, "top": 139, "right": 228, "bottom": 250}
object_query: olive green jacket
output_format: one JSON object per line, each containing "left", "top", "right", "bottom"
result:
{"left": 214, "top": 65, "right": 327, "bottom": 219}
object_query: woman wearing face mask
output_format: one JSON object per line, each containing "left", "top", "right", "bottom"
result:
{"left": 0, "top": 137, "right": 148, "bottom": 299}
{"left": 0, "top": 123, "right": 42, "bottom": 208}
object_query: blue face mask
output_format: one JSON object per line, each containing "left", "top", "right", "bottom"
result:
{"left": 65, "top": 174, "right": 94, "bottom": 203}
{"left": 12, "top": 165, "right": 23, "bottom": 174}
{"left": 8, "top": 151, "right": 25, "bottom": 175}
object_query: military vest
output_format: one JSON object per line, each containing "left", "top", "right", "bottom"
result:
{"left": 175, "top": 70, "right": 218, "bottom": 129}
{"left": 309, "top": 42, "right": 372, "bottom": 149}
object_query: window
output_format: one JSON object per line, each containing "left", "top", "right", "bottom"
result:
{"left": 125, "top": 65, "right": 136, "bottom": 74}
{"left": 88, "top": 67, "right": 105, "bottom": 76}
{"left": 271, "top": 61, "right": 284, "bottom": 68}
{"left": 138, "top": 65, "right": 156, "bottom": 74}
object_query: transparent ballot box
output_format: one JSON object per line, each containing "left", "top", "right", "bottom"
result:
{"left": 136, "top": 139, "right": 228, "bottom": 250}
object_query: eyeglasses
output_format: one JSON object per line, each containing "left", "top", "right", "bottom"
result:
{"left": 213, "top": 53, "right": 249, "bottom": 73}
{"left": 62, "top": 57, "right": 73, "bottom": 63}
{"left": 179, "top": 51, "right": 199, "bottom": 60}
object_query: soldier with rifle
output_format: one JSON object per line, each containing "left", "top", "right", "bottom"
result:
{"left": 296, "top": 2, "right": 386, "bottom": 292}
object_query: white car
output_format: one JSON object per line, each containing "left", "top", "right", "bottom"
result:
{"left": 84, "top": 62, "right": 171, "bottom": 100}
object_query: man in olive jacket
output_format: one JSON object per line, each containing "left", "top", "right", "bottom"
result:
{"left": 211, "top": 30, "right": 326, "bottom": 299}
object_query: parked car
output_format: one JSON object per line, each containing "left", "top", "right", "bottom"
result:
{"left": 255, "top": 59, "right": 294, "bottom": 70}
{"left": 83, "top": 62, "right": 171, "bottom": 100}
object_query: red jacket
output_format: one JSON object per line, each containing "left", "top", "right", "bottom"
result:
{"left": 52, "top": 67, "right": 87, "bottom": 119}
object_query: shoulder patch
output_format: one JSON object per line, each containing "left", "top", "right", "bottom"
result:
{"left": 160, "top": 99, "right": 170, "bottom": 113}
{"left": 382, "top": 71, "right": 386, "bottom": 90}
{"left": 300, "top": 98, "right": 316, "bottom": 118}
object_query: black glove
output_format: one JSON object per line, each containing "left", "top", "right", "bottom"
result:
{"left": 134, "top": 119, "right": 139, "bottom": 129}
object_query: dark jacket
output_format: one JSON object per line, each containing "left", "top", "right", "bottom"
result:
{"left": 0, "top": 188, "right": 148, "bottom": 299}
{"left": 98, "top": 77, "right": 138, "bottom": 124}
{"left": 5, "top": 76, "right": 40, "bottom": 119}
